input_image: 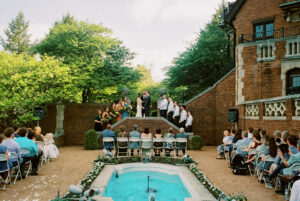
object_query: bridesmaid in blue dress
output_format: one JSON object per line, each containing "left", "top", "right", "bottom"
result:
{"left": 121, "top": 97, "right": 129, "bottom": 120}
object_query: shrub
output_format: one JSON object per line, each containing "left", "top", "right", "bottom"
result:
{"left": 190, "top": 135, "right": 203, "bottom": 150}
{"left": 151, "top": 110, "right": 157, "bottom": 117}
{"left": 84, "top": 129, "right": 98, "bottom": 150}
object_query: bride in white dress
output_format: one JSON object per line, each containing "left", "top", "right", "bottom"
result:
{"left": 136, "top": 93, "right": 143, "bottom": 117}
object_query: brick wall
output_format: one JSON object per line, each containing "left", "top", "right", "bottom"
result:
{"left": 112, "top": 117, "right": 180, "bottom": 135}
{"left": 186, "top": 69, "right": 236, "bottom": 145}
{"left": 39, "top": 103, "right": 108, "bottom": 145}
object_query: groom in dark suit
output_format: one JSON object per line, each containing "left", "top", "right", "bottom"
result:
{"left": 141, "top": 90, "right": 146, "bottom": 117}
{"left": 144, "top": 91, "right": 151, "bottom": 117}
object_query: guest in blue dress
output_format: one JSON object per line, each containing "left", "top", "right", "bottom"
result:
{"left": 0, "top": 134, "right": 12, "bottom": 180}
{"left": 121, "top": 97, "right": 129, "bottom": 120}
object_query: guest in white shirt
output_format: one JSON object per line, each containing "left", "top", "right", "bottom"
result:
{"left": 179, "top": 105, "right": 187, "bottom": 128}
{"left": 158, "top": 95, "right": 168, "bottom": 118}
{"left": 167, "top": 97, "right": 174, "bottom": 123}
{"left": 247, "top": 127, "right": 254, "bottom": 139}
{"left": 185, "top": 111, "right": 193, "bottom": 132}
{"left": 173, "top": 101, "right": 180, "bottom": 127}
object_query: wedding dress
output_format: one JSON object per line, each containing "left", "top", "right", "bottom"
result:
{"left": 136, "top": 97, "right": 142, "bottom": 117}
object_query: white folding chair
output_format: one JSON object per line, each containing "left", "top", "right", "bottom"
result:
{"left": 286, "top": 163, "right": 300, "bottom": 196}
{"left": 36, "top": 141, "right": 48, "bottom": 166}
{"left": 255, "top": 151, "right": 265, "bottom": 178}
{"left": 129, "top": 137, "right": 140, "bottom": 156}
{"left": 164, "top": 138, "right": 176, "bottom": 157}
{"left": 0, "top": 154, "right": 11, "bottom": 190}
{"left": 102, "top": 137, "right": 115, "bottom": 155}
{"left": 20, "top": 148, "right": 32, "bottom": 179}
{"left": 223, "top": 139, "right": 233, "bottom": 160}
{"left": 153, "top": 138, "right": 164, "bottom": 156}
{"left": 140, "top": 138, "right": 152, "bottom": 158}
{"left": 9, "top": 152, "right": 21, "bottom": 184}
{"left": 262, "top": 156, "right": 275, "bottom": 188}
{"left": 247, "top": 149, "right": 257, "bottom": 176}
{"left": 175, "top": 138, "right": 187, "bottom": 157}
{"left": 117, "top": 137, "right": 129, "bottom": 157}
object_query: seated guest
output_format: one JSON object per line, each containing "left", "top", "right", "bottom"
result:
{"left": 117, "top": 126, "right": 128, "bottom": 156}
{"left": 176, "top": 128, "right": 187, "bottom": 156}
{"left": 2, "top": 127, "right": 23, "bottom": 165}
{"left": 235, "top": 131, "right": 251, "bottom": 156}
{"left": 153, "top": 129, "right": 163, "bottom": 156}
{"left": 129, "top": 125, "right": 141, "bottom": 156}
{"left": 13, "top": 125, "right": 19, "bottom": 138}
{"left": 216, "top": 130, "right": 230, "bottom": 159}
{"left": 281, "top": 131, "right": 289, "bottom": 144}
{"left": 247, "top": 127, "right": 254, "bottom": 139}
{"left": 287, "top": 135, "right": 299, "bottom": 155}
{"left": 141, "top": 128, "right": 152, "bottom": 147}
{"left": 27, "top": 129, "right": 35, "bottom": 141}
{"left": 14, "top": 127, "right": 39, "bottom": 176}
{"left": 0, "top": 134, "right": 12, "bottom": 181}
{"left": 185, "top": 111, "right": 193, "bottom": 132}
{"left": 290, "top": 178, "right": 300, "bottom": 200}
{"left": 164, "top": 128, "right": 175, "bottom": 157}
{"left": 44, "top": 133, "right": 59, "bottom": 159}
{"left": 102, "top": 124, "right": 116, "bottom": 152}
{"left": 273, "top": 130, "right": 282, "bottom": 145}
{"left": 244, "top": 130, "right": 261, "bottom": 160}
{"left": 228, "top": 129, "right": 242, "bottom": 162}
{"left": 257, "top": 137, "right": 277, "bottom": 180}
{"left": 259, "top": 129, "right": 266, "bottom": 139}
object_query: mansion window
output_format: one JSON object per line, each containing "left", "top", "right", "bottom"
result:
{"left": 254, "top": 22, "right": 274, "bottom": 40}
{"left": 287, "top": 68, "right": 300, "bottom": 95}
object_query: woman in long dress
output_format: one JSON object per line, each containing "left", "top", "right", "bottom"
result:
{"left": 136, "top": 93, "right": 143, "bottom": 117}
{"left": 121, "top": 97, "right": 129, "bottom": 120}
{"left": 116, "top": 100, "right": 122, "bottom": 122}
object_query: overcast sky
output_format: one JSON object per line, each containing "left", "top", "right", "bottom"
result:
{"left": 0, "top": 0, "right": 234, "bottom": 82}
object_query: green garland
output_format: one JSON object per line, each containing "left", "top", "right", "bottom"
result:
{"left": 188, "top": 163, "right": 247, "bottom": 201}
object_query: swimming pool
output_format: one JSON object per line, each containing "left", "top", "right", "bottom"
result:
{"left": 92, "top": 163, "right": 216, "bottom": 201}
{"left": 103, "top": 170, "right": 191, "bottom": 201}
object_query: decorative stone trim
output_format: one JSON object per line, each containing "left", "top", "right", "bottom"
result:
{"left": 236, "top": 46, "right": 245, "bottom": 104}
{"left": 238, "top": 94, "right": 300, "bottom": 105}
{"left": 294, "top": 99, "right": 300, "bottom": 117}
{"left": 285, "top": 36, "right": 300, "bottom": 57}
{"left": 263, "top": 116, "right": 287, "bottom": 120}
{"left": 257, "top": 42, "right": 276, "bottom": 62}
{"left": 245, "top": 104, "right": 259, "bottom": 118}
{"left": 264, "top": 101, "right": 286, "bottom": 118}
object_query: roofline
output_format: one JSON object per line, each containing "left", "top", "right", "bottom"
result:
{"left": 184, "top": 67, "right": 236, "bottom": 105}
{"left": 224, "top": 0, "right": 247, "bottom": 24}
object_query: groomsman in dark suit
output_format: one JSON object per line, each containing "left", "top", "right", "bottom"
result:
{"left": 141, "top": 90, "right": 146, "bottom": 117}
{"left": 144, "top": 91, "right": 151, "bottom": 117}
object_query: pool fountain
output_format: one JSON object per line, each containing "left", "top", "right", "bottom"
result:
{"left": 92, "top": 163, "right": 217, "bottom": 201}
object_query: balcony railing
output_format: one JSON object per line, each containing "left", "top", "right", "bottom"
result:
{"left": 239, "top": 25, "right": 300, "bottom": 44}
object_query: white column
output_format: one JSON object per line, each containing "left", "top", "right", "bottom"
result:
{"left": 55, "top": 104, "right": 65, "bottom": 135}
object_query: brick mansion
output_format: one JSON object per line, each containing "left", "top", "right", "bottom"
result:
{"left": 186, "top": 0, "right": 300, "bottom": 145}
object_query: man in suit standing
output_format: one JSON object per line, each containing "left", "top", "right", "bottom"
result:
{"left": 141, "top": 90, "right": 147, "bottom": 117}
{"left": 144, "top": 91, "right": 151, "bottom": 117}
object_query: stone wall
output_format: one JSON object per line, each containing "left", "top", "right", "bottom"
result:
{"left": 186, "top": 69, "right": 236, "bottom": 145}
{"left": 40, "top": 103, "right": 108, "bottom": 145}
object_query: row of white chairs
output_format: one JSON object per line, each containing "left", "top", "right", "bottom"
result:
{"left": 103, "top": 137, "right": 188, "bottom": 158}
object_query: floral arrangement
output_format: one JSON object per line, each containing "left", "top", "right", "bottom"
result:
{"left": 58, "top": 162, "right": 105, "bottom": 200}
{"left": 188, "top": 163, "right": 247, "bottom": 201}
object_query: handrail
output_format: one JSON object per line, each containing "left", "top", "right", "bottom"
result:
{"left": 239, "top": 25, "right": 300, "bottom": 44}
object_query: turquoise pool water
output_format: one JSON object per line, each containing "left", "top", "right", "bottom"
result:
{"left": 103, "top": 171, "right": 191, "bottom": 201}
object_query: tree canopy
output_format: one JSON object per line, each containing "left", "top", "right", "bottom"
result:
{"left": 0, "top": 52, "right": 75, "bottom": 126}
{"left": 164, "top": 11, "right": 234, "bottom": 101}
{"left": 34, "top": 15, "right": 140, "bottom": 103}
{"left": 0, "top": 12, "right": 31, "bottom": 54}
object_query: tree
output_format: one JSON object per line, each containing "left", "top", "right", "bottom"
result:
{"left": 0, "top": 52, "right": 76, "bottom": 126}
{"left": 164, "top": 10, "right": 234, "bottom": 101}
{"left": 0, "top": 12, "right": 31, "bottom": 54}
{"left": 34, "top": 15, "right": 140, "bottom": 103}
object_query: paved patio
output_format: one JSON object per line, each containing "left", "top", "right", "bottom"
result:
{"left": 0, "top": 146, "right": 286, "bottom": 201}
